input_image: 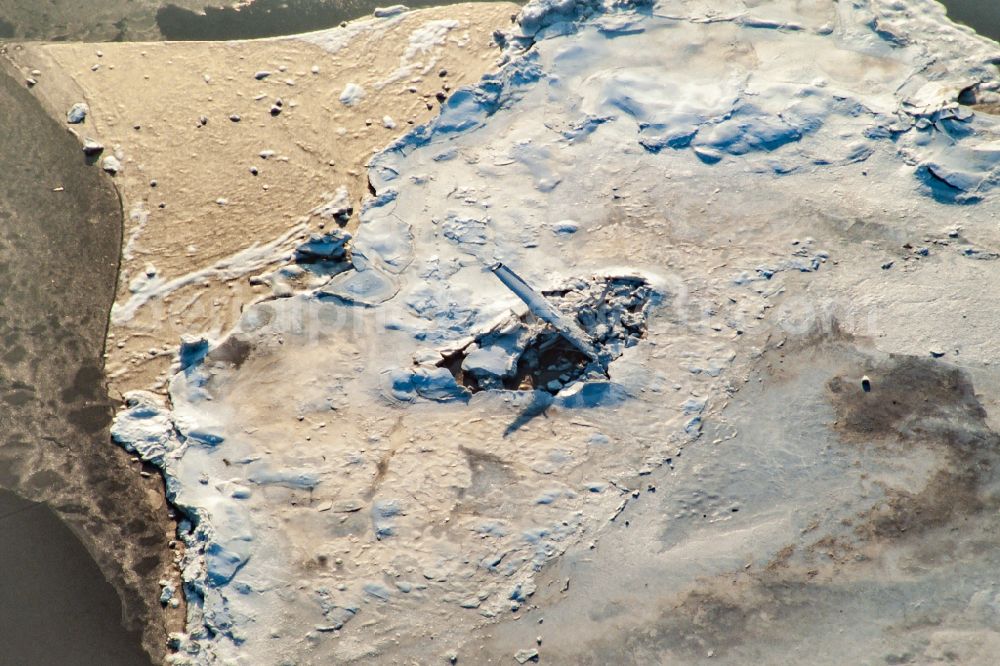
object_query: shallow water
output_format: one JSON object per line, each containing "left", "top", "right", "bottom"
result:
{"left": 155, "top": 0, "right": 482, "bottom": 40}
{"left": 0, "top": 0, "right": 519, "bottom": 42}
{"left": 0, "top": 490, "right": 150, "bottom": 664}
{"left": 0, "top": 67, "right": 165, "bottom": 663}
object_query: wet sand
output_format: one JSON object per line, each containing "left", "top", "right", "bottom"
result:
{"left": 0, "top": 66, "right": 177, "bottom": 662}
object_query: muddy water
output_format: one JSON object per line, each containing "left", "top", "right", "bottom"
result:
{"left": 0, "top": 68, "right": 173, "bottom": 663}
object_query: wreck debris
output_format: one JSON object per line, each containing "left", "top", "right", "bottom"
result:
{"left": 490, "top": 263, "right": 599, "bottom": 361}
{"left": 439, "top": 270, "right": 656, "bottom": 395}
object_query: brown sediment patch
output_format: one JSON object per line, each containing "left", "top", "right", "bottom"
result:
{"left": 826, "top": 354, "right": 1000, "bottom": 538}
{"left": 572, "top": 568, "right": 825, "bottom": 664}
{"left": 970, "top": 103, "right": 1000, "bottom": 115}
{"left": 758, "top": 330, "right": 1000, "bottom": 552}
{"left": 957, "top": 83, "right": 1000, "bottom": 115}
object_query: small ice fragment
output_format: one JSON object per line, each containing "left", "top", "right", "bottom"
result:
{"left": 693, "top": 146, "right": 723, "bottom": 164}
{"left": 231, "top": 486, "right": 252, "bottom": 499}
{"left": 178, "top": 335, "right": 209, "bottom": 370}
{"left": 371, "top": 499, "right": 403, "bottom": 539}
{"left": 82, "top": 138, "right": 104, "bottom": 156}
{"left": 295, "top": 231, "right": 351, "bottom": 263}
{"left": 364, "top": 583, "right": 391, "bottom": 601}
{"left": 339, "top": 83, "right": 365, "bottom": 106}
{"left": 101, "top": 155, "right": 121, "bottom": 175}
{"left": 67, "top": 102, "right": 89, "bottom": 124}
{"left": 159, "top": 582, "right": 175, "bottom": 605}
{"left": 514, "top": 649, "right": 539, "bottom": 664}
{"left": 374, "top": 5, "right": 408, "bottom": 17}
{"left": 550, "top": 219, "right": 579, "bottom": 234}
{"left": 332, "top": 499, "right": 364, "bottom": 513}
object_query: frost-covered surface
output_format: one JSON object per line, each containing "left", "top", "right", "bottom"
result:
{"left": 112, "top": 0, "right": 1000, "bottom": 662}
{"left": 112, "top": 224, "right": 306, "bottom": 326}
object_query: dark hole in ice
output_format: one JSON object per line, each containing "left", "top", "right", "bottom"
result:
{"left": 507, "top": 331, "right": 594, "bottom": 392}
{"left": 439, "top": 275, "right": 654, "bottom": 395}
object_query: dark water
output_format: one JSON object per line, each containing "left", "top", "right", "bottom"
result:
{"left": 0, "top": 67, "right": 168, "bottom": 663}
{"left": 939, "top": 0, "right": 1000, "bottom": 43}
{"left": 156, "top": 0, "right": 499, "bottom": 40}
{"left": 0, "top": 490, "right": 149, "bottom": 664}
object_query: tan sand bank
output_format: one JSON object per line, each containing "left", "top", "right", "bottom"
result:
{"left": 6, "top": 2, "right": 515, "bottom": 398}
